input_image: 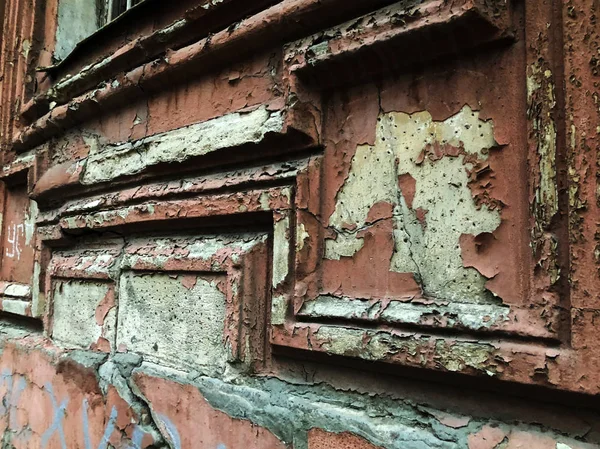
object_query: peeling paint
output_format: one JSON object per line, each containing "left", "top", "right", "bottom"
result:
{"left": 271, "top": 295, "right": 287, "bottom": 326}
{"left": 314, "top": 325, "right": 497, "bottom": 375}
{"left": 327, "top": 106, "right": 502, "bottom": 303}
{"left": 299, "top": 296, "right": 510, "bottom": 332}
{"left": 273, "top": 216, "right": 291, "bottom": 288}
{"left": 82, "top": 106, "right": 284, "bottom": 185}
{"left": 527, "top": 61, "right": 560, "bottom": 284}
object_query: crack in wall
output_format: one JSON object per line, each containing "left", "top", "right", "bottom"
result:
{"left": 326, "top": 105, "right": 503, "bottom": 304}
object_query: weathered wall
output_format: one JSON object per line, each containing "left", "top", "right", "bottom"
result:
{"left": 0, "top": 0, "right": 599, "bottom": 448}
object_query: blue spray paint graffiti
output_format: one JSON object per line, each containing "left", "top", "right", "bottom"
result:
{"left": 0, "top": 369, "right": 231, "bottom": 449}
{"left": 157, "top": 414, "right": 182, "bottom": 449}
{"left": 41, "top": 383, "right": 69, "bottom": 449}
{"left": 82, "top": 398, "right": 118, "bottom": 449}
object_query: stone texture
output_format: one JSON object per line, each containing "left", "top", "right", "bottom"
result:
{"left": 52, "top": 279, "right": 115, "bottom": 350}
{"left": 117, "top": 272, "right": 227, "bottom": 374}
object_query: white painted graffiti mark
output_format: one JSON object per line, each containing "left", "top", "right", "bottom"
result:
{"left": 5, "top": 223, "right": 24, "bottom": 260}
{"left": 4, "top": 219, "right": 34, "bottom": 261}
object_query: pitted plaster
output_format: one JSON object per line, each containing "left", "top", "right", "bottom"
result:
{"left": 52, "top": 280, "right": 115, "bottom": 349}
{"left": 327, "top": 106, "right": 502, "bottom": 304}
{"left": 117, "top": 272, "right": 228, "bottom": 375}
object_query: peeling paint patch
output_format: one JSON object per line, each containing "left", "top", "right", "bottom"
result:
{"left": 296, "top": 223, "right": 310, "bottom": 252}
{"left": 299, "top": 296, "right": 510, "bottom": 332}
{"left": 82, "top": 106, "right": 284, "bottom": 184}
{"left": 327, "top": 106, "right": 502, "bottom": 303}
{"left": 271, "top": 295, "right": 287, "bottom": 326}
{"left": 1, "top": 299, "right": 29, "bottom": 316}
{"left": 527, "top": 61, "right": 560, "bottom": 284}
{"left": 527, "top": 62, "right": 559, "bottom": 228}
{"left": 311, "top": 325, "right": 497, "bottom": 374}
{"left": 272, "top": 216, "right": 291, "bottom": 288}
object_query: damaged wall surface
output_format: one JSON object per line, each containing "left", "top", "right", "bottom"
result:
{"left": 0, "top": 0, "right": 599, "bottom": 448}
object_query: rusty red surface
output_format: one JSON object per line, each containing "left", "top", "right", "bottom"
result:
{"left": 0, "top": 0, "right": 598, "bottom": 447}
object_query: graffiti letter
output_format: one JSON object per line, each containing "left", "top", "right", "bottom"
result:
{"left": 9, "top": 376, "right": 26, "bottom": 430}
{"left": 41, "top": 384, "right": 68, "bottom": 449}
{"left": 156, "top": 414, "right": 181, "bottom": 449}
{"left": 15, "top": 224, "right": 23, "bottom": 260}
{"left": 5, "top": 224, "right": 15, "bottom": 259}
{"left": 128, "top": 425, "right": 146, "bottom": 449}
{"left": 0, "top": 369, "right": 13, "bottom": 415}
{"left": 82, "top": 399, "right": 118, "bottom": 449}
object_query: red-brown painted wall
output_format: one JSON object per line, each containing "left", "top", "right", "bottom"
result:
{"left": 0, "top": 0, "right": 599, "bottom": 448}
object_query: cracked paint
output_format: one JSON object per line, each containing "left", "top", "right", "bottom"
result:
{"left": 327, "top": 106, "right": 502, "bottom": 303}
{"left": 1, "top": 0, "right": 599, "bottom": 447}
{"left": 82, "top": 106, "right": 284, "bottom": 185}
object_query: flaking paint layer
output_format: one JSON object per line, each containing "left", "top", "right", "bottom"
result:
{"left": 327, "top": 106, "right": 502, "bottom": 303}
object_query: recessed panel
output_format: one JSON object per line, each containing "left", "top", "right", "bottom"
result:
{"left": 117, "top": 271, "right": 228, "bottom": 374}
{"left": 52, "top": 279, "right": 116, "bottom": 350}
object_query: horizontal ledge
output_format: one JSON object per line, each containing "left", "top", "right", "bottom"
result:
{"left": 0, "top": 299, "right": 32, "bottom": 317}
{"left": 38, "top": 186, "right": 293, "bottom": 239}
{"left": 14, "top": 0, "right": 397, "bottom": 152}
{"left": 48, "top": 233, "right": 267, "bottom": 277}
{"left": 297, "top": 295, "right": 557, "bottom": 340}
{"left": 271, "top": 323, "right": 585, "bottom": 393}
{"left": 0, "top": 282, "right": 31, "bottom": 299}
{"left": 30, "top": 104, "right": 316, "bottom": 201}
{"left": 34, "top": 156, "right": 307, "bottom": 213}
{"left": 0, "top": 151, "right": 35, "bottom": 180}
{"left": 21, "top": 0, "right": 278, "bottom": 123}
{"left": 286, "top": 0, "right": 513, "bottom": 87}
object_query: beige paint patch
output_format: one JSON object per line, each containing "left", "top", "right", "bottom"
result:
{"left": 271, "top": 295, "right": 287, "bottom": 326}
{"left": 31, "top": 261, "right": 43, "bottom": 318}
{"left": 299, "top": 295, "right": 509, "bottom": 332}
{"left": 296, "top": 222, "right": 310, "bottom": 252}
{"left": 4, "top": 284, "right": 31, "bottom": 298}
{"left": 327, "top": 106, "right": 502, "bottom": 304}
{"left": 1, "top": 300, "right": 29, "bottom": 316}
{"left": 527, "top": 62, "right": 558, "bottom": 227}
{"left": 272, "top": 216, "right": 291, "bottom": 288}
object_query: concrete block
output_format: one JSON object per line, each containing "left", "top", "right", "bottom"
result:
{"left": 117, "top": 272, "right": 227, "bottom": 374}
